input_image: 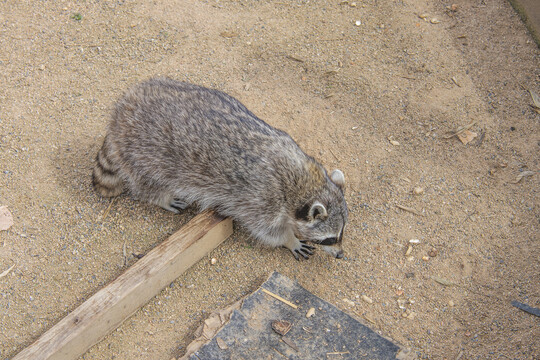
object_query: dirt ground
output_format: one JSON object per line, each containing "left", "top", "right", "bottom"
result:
{"left": 0, "top": 0, "right": 538, "bottom": 359}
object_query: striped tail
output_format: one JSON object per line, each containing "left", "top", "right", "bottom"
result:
{"left": 92, "top": 137, "right": 124, "bottom": 197}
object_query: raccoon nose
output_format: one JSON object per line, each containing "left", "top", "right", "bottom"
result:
{"left": 320, "top": 237, "right": 337, "bottom": 245}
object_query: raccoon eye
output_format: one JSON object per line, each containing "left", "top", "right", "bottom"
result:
{"left": 319, "top": 237, "right": 337, "bottom": 245}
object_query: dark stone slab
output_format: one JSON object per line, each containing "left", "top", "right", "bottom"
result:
{"left": 188, "top": 272, "right": 413, "bottom": 360}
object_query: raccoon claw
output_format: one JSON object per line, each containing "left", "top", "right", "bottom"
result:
{"left": 170, "top": 198, "right": 189, "bottom": 212}
{"left": 292, "top": 241, "right": 315, "bottom": 260}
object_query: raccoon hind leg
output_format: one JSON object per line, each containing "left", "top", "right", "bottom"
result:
{"left": 92, "top": 140, "right": 124, "bottom": 197}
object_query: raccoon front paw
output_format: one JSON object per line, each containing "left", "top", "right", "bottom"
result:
{"left": 170, "top": 198, "right": 189, "bottom": 211}
{"left": 287, "top": 240, "right": 315, "bottom": 260}
{"left": 160, "top": 198, "right": 189, "bottom": 213}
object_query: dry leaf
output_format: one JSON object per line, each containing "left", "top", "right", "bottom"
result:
{"left": 216, "top": 337, "right": 228, "bottom": 350}
{"left": 0, "top": 206, "right": 14, "bottom": 231}
{"left": 457, "top": 130, "right": 478, "bottom": 144}
{"left": 511, "top": 171, "right": 535, "bottom": 184}
{"left": 271, "top": 320, "right": 292, "bottom": 336}
{"left": 528, "top": 90, "right": 540, "bottom": 108}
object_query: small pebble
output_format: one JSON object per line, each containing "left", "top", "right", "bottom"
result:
{"left": 210, "top": 258, "right": 217, "bottom": 265}
{"left": 405, "top": 246, "right": 413, "bottom": 256}
{"left": 409, "top": 239, "right": 421, "bottom": 244}
{"left": 405, "top": 272, "right": 415, "bottom": 278}
{"left": 361, "top": 295, "right": 373, "bottom": 304}
{"left": 428, "top": 248, "right": 438, "bottom": 257}
{"left": 430, "top": 18, "right": 441, "bottom": 24}
{"left": 355, "top": 20, "right": 361, "bottom": 26}
{"left": 448, "top": 300, "right": 455, "bottom": 307}
{"left": 306, "top": 307, "right": 315, "bottom": 318}
{"left": 422, "top": 255, "right": 430, "bottom": 261}
{"left": 343, "top": 298, "right": 355, "bottom": 306}
{"left": 413, "top": 186, "right": 424, "bottom": 195}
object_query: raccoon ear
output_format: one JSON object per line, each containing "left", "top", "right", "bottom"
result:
{"left": 330, "top": 169, "right": 345, "bottom": 188}
{"left": 309, "top": 201, "right": 328, "bottom": 221}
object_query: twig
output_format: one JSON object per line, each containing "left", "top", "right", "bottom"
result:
{"left": 101, "top": 198, "right": 116, "bottom": 221}
{"left": 122, "top": 240, "right": 127, "bottom": 267}
{"left": 329, "top": 149, "right": 340, "bottom": 162}
{"left": 461, "top": 210, "right": 477, "bottom": 224}
{"left": 327, "top": 351, "right": 350, "bottom": 356}
{"left": 261, "top": 288, "right": 298, "bottom": 309}
{"left": 442, "top": 121, "right": 477, "bottom": 139}
{"left": 396, "top": 204, "right": 423, "bottom": 216}
{"left": 272, "top": 347, "right": 287, "bottom": 358}
{"left": 0, "top": 264, "right": 15, "bottom": 278}
{"left": 401, "top": 75, "right": 417, "bottom": 80}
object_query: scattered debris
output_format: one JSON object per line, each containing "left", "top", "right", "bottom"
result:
{"left": 432, "top": 276, "right": 454, "bottom": 287}
{"left": 527, "top": 89, "right": 540, "bottom": 114}
{"left": 261, "top": 288, "right": 298, "bottom": 309}
{"left": 510, "top": 171, "right": 535, "bottom": 184}
{"left": 451, "top": 76, "right": 461, "bottom": 87}
{"left": 122, "top": 240, "right": 127, "bottom": 267}
{"left": 361, "top": 295, "right": 373, "bottom": 304}
{"left": 387, "top": 136, "right": 400, "bottom": 146}
{"left": 428, "top": 248, "right": 438, "bottom": 257}
{"left": 409, "top": 239, "right": 421, "bottom": 244}
{"left": 71, "top": 13, "right": 82, "bottom": 21}
{"left": 402, "top": 309, "right": 416, "bottom": 319}
{"left": 430, "top": 18, "right": 441, "bottom": 24}
{"left": 281, "top": 336, "right": 299, "bottom": 351}
{"left": 343, "top": 298, "right": 355, "bottom": 307}
{"left": 220, "top": 31, "right": 238, "bottom": 38}
{"left": 511, "top": 300, "right": 540, "bottom": 317}
{"left": 396, "top": 204, "right": 423, "bottom": 216}
{"left": 286, "top": 55, "right": 305, "bottom": 63}
{"left": 413, "top": 186, "right": 424, "bottom": 195}
{"left": 327, "top": 351, "right": 351, "bottom": 356}
{"left": 0, "top": 206, "right": 14, "bottom": 231}
{"left": 405, "top": 246, "right": 413, "bottom": 256}
{"left": 361, "top": 313, "right": 376, "bottom": 324}
{"left": 448, "top": 300, "right": 455, "bottom": 307}
{"left": 0, "top": 264, "right": 15, "bottom": 278}
{"left": 306, "top": 307, "right": 315, "bottom": 318}
{"left": 418, "top": 13, "right": 429, "bottom": 20}
{"left": 457, "top": 130, "right": 478, "bottom": 145}
{"left": 271, "top": 320, "right": 292, "bottom": 336}
{"left": 442, "top": 121, "right": 477, "bottom": 141}
{"left": 216, "top": 337, "right": 228, "bottom": 350}
{"left": 100, "top": 198, "right": 115, "bottom": 221}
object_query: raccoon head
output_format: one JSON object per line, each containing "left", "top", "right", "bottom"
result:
{"left": 293, "top": 169, "right": 348, "bottom": 258}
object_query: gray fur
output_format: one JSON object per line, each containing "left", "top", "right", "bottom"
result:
{"left": 93, "top": 78, "right": 348, "bottom": 259}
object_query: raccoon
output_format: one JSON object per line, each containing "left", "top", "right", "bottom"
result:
{"left": 93, "top": 78, "right": 348, "bottom": 259}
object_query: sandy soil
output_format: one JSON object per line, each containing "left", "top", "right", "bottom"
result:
{"left": 0, "top": 0, "right": 538, "bottom": 359}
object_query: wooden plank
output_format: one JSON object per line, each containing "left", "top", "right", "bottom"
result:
{"left": 14, "top": 210, "right": 233, "bottom": 360}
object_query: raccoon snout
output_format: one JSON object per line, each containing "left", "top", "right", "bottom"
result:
{"left": 321, "top": 245, "right": 344, "bottom": 259}
{"left": 319, "top": 237, "right": 338, "bottom": 245}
